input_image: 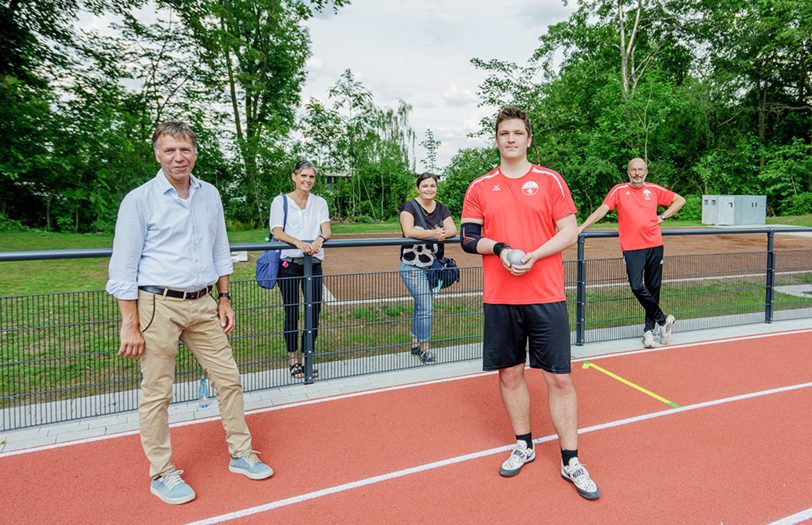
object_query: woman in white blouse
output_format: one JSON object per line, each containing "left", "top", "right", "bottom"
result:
{"left": 269, "top": 160, "right": 332, "bottom": 379}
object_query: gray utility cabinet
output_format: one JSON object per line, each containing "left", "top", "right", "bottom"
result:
{"left": 702, "top": 195, "right": 766, "bottom": 225}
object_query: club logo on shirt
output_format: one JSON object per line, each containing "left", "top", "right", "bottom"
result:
{"left": 521, "top": 181, "right": 539, "bottom": 196}
{"left": 643, "top": 189, "right": 652, "bottom": 200}
{"left": 492, "top": 185, "right": 501, "bottom": 191}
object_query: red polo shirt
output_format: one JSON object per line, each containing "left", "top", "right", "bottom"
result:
{"left": 603, "top": 182, "right": 675, "bottom": 251}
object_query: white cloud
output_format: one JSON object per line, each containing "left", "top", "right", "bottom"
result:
{"left": 306, "top": 56, "right": 326, "bottom": 72}
{"left": 442, "top": 85, "right": 478, "bottom": 107}
{"left": 514, "top": 0, "right": 573, "bottom": 30}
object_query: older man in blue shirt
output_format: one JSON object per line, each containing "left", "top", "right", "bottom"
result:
{"left": 107, "top": 121, "right": 272, "bottom": 505}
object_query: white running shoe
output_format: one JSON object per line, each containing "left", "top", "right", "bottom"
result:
{"left": 499, "top": 440, "right": 535, "bottom": 477}
{"left": 561, "top": 457, "right": 601, "bottom": 500}
{"left": 658, "top": 315, "right": 676, "bottom": 345}
{"left": 642, "top": 330, "right": 661, "bottom": 348}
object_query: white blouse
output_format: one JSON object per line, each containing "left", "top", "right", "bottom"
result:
{"left": 269, "top": 194, "right": 331, "bottom": 260}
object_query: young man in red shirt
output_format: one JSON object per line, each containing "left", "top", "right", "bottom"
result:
{"left": 578, "top": 158, "right": 686, "bottom": 348}
{"left": 460, "top": 106, "right": 600, "bottom": 500}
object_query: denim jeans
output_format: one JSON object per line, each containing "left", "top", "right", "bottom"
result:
{"left": 399, "top": 261, "right": 434, "bottom": 343}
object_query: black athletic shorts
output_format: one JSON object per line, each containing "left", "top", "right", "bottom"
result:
{"left": 482, "top": 302, "right": 571, "bottom": 374}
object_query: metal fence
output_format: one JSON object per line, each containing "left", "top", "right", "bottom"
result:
{"left": 1, "top": 228, "right": 811, "bottom": 430}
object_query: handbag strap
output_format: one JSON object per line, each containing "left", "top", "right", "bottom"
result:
{"left": 269, "top": 195, "right": 288, "bottom": 240}
{"left": 409, "top": 199, "right": 438, "bottom": 252}
{"left": 409, "top": 199, "right": 428, "bottom": 230}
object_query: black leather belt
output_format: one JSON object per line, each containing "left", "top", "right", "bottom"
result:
{"left": 139, "top": 285, "right": 213, "bottom": 299}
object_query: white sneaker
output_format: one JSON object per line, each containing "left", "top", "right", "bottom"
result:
{"left": 499, "top": 440, "right": 535, "bottom": 477}
{"left": 658, "top": 315, "right": 676, "bottom": 345}
{"left": 561, "top": 457, "right": 600, "bottom": 500}
{"left": 642, "top": 330, "right": 661, "bottom": 348}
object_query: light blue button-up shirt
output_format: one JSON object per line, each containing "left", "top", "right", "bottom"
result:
{"left": 106, "top": 170, "right": 234, "bottom": 300}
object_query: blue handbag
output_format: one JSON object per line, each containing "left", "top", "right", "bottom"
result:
{"left": 256, "top": 195, "right": 288, "bottom": 289}
{"left": 427, "top": 256, "right": 460, "bottom": 290}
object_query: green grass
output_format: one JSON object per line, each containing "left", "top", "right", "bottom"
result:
{"left": 767, "top": 214, "right": 812, "bottom": 227}
{"left": 3, "top": 269, "right": 811, "bottom": 410}
{"left": 0, "top": 221, "right": 403, "bottom": 295}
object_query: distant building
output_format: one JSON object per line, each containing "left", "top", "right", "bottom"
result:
{"left": 702, "top": 195, "right": 766, "bottom": 225}
{"left": 322, "top": 170, "right": 350, "bottom": 191}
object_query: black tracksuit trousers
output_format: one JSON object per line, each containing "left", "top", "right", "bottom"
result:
{"left": 623, "top": 245, "right": 667, "bottom": 332}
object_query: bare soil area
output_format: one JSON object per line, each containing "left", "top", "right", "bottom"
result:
{"left": 323, "top": 230, "right": 812, "bottom": 276}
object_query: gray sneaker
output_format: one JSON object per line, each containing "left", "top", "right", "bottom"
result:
{"left": 229, "top": 451, "right": 274, "bottom": 480}
{"left": 642, "top": 330, "right": 661, "bottom": 348}
{"left": 499, "top": 440, "right": 536, "bottom": 477}
{"left": 658, "top": 315, "right": 676, "bottom": 345}
{"left": 561, "top": 457, "right": 600, "bottom": 500}
{"left": 150, "top": 468, "right": 196, "bottom": 505}
{"left": 418, "top": 350, "right": 435, "bottom": 364}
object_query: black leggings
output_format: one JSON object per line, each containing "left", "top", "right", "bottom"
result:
{"left": 277, "top": 261, "right": 323, "bottom": 354}
{"left": 623, "top": 246, "right": 667, "bottom": 332}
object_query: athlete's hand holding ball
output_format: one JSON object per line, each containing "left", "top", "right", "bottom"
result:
{"left": 506, "top": 249, "right": 526, "bottom": 267}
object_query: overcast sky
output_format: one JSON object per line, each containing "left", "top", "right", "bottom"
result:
{"left": 302, "top": 0, "right": 574, "bottom": 169}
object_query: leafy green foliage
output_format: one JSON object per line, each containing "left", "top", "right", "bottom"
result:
{"left": 298, "top": 70, "right": 415, "bottom": 220}
{"left": 467, "top": 0, "right": 810, "bottom": 218}
{"left": 1, "top": 0, "right": 809, "bottom": 232}
{"left": 438, "top": 147, "right": 498, "bottom": 217}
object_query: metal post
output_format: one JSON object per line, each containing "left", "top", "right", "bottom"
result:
{"left": 303, "top": 253, "right": 315, "bottom": 384}
{"left": 576, "top": 234, "right": 586, "bottom": 346}
{"left": 765, "top": 230, "right": 775, "bottom": 323}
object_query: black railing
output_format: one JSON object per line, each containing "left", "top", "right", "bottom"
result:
{"left": 1, "top": 227, "right": 811, "bottom": 430}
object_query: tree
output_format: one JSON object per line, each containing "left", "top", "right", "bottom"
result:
{"left": 419, "top": 129, "right": 441, "bottom": 173}
{"left": 685, "top": 0, "right": 811, "bottom": 163}
{"left": 169, "top": 0, "right": 349, "bottom": 225}
{"left": 299, "top": 70, "right": 415, "bottom": 220}
{"left": 439, "top": 147, "right": 498, "bottom": 217}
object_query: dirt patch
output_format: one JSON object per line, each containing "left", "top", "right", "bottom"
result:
{"left": 323, "top": 230, "right": 812, "bottom": 276}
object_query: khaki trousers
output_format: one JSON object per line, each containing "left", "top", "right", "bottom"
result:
{"left": 137, "top": 290, "right": 252, "bottom": 479}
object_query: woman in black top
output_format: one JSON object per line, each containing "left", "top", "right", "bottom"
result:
{"left": 398, "top": 172, "right": 457, "bottom": 363}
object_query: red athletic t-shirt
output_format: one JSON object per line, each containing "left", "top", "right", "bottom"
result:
{"left": 603, "top": 182, "right": 675, "bottom": 251}
{"left": 461, "top": 165, "right": 577, "bottom": 305}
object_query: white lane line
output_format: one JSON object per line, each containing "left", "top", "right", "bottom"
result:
{"left": 2, "top": 328, "right": 810, "bottom": 458}
{"left": 767, "top": 508, "right": 812, "bottom": 525}
{"left": 188, "top": 380, "right": 812, "bottom": 525}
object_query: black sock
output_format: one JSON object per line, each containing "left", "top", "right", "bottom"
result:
{"left": 561, "top": 448, "right": 578, "bottom": 466}
{"left": 516, "top": 433, "right": 533, "bottom": 450}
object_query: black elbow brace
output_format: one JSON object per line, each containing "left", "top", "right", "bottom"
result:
{"left": 460, "top": 223, "right": 483, "bottom": 254}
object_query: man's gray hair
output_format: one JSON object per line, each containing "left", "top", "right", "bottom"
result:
{"left": 152, "top": 121, "right": 198, "bottom": 152}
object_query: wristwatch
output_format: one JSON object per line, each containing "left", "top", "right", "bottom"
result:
{"left": 218, "top": 291, "right": 232, "bottom": 300}
{"left": 659, "top": 214, "right": 667, "bottom": 221}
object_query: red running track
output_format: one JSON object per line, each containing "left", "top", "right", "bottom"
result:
{"left": 1, "top": 330, "right": 810, "bottom": 524}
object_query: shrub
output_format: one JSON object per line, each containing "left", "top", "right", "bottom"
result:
{"left": 0, "top": 213, "right": 29, "bottom": 232}
{"left": 785, "top": 192, "right": 812, "bottom": 216}
{"left": 678, "top": 195, "right": 702, "bottom": 221}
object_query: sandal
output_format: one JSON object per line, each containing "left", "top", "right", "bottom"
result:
{"left": 300, "top": 364, "right": 319, "bottom": 378}
{"left": 289, "top": 363, "right": 304, "bottom": 378}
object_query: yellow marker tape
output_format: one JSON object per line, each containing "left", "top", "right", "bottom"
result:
{"left": 582, "top": 360, "right": 681, "bottom": 408}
